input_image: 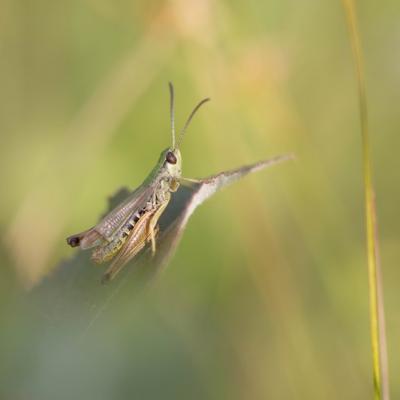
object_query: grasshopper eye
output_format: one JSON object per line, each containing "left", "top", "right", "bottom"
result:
{"left": 166, "top": 151, "right": 177, "bottom": 164}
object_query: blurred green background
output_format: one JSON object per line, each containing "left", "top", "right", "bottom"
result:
{"left": 0, "top": 0, "right": 399, "bottom": 399}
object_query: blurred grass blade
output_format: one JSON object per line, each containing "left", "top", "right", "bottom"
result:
{"left": 341, "top": 1, "right": 389, "bottom": 399}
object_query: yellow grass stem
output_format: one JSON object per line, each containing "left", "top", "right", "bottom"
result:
{"left": 341, "top": 1, "right": 389, "bottom": 399}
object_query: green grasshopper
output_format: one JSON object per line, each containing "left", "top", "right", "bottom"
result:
{"left": 67, "top": 83, "right": 210, "bottom": 282}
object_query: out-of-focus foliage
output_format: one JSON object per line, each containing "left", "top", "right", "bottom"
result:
{"left": 0, "top": 1, "right": 398, "bottom": 399}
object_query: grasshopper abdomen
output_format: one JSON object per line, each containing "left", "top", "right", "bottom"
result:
{"left": 91, "top": 208, "right": 147, "bottom": 263}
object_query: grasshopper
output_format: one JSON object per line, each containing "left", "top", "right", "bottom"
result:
{"left": 67, "top": 83, "right": 210, "bottom": 283}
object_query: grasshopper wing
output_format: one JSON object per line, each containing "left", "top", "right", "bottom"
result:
{"left": 67, "top": 182, "right": 156, "bottom": 250}
{"left": 95, "top": 183, "right": 155, "bottom": 238}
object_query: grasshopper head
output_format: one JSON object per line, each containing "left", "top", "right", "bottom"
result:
{"left": 162, "top": 148, "right": 182, "bottom": 178}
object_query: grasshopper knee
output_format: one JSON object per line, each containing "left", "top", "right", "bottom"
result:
{"left": 67, "top": 235, "right": 81, "bottom": 247}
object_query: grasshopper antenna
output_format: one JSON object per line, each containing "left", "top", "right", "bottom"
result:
{"left": 176, "top": 96, "right": 210, "bottom": 149}
{"left": 169, "top": 82, "right": 176, "bottom": 149}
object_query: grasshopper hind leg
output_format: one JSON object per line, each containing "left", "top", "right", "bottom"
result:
{"left": 100, "top": 211, "right": 161, "bottom": 284}
{"left": 101, "top": 196, "right": 170, "bottom": 283}
{"left": 148, "top": 197, "right": 170, "bottom": 255}
{"left": 101, "top": 242, "right": 146, "bottom": 284}
{"left": 101, "top": 225, "right": 160, "bottom": 284}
